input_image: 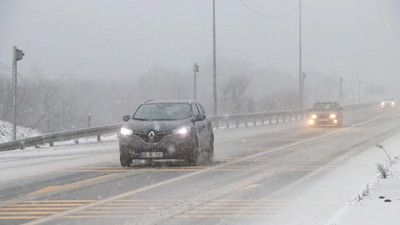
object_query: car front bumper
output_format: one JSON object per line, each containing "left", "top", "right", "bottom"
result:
{"left": 119, "top": 133, "right": 196, "bottom": 160}
{"left": 308, "top": 118, "right": 339, "bottom": 126}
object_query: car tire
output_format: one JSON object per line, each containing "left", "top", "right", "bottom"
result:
{"left": 120, "top": 147, "right": 132, "bottom": 167}
{"left": 188, "top": 141, "right": 199, "bottom": 166}
{"left": 205, "top": 136, "right": 214, "bottom": 163}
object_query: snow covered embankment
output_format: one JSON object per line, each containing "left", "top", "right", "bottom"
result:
{"left": 327, "top": 133, "right": 400, "bottom": 225}
{"left": 0, "top": 120, "right": 40, "bottom": 143}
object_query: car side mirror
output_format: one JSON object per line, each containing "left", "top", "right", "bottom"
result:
{"left": 193, "top": 114, "right": 206, "bottom": 122}
{"left": 122, "top": 115, "right": 130, "bottom": 122}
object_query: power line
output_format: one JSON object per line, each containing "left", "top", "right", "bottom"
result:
{"left": 0, "top": 61, "right": 35, "bottom": 88}
{"left": 239, "top": 0, "right": 299, "bottom": 19}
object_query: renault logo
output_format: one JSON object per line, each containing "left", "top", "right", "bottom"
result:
{"left": 148, "top": 131, "right": 155, "bottom": 140}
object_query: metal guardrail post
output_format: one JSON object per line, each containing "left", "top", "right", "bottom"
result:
{"left": 97, "top": 135, "right": 101, "bottom": 142}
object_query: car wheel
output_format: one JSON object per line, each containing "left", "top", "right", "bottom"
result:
{"left": 120, "top": 147, "right": 132, "bottom": 167}
{"left": 188, "top": 142, "right": 199, "bottom": 166}
{"left": 205, "top": 136, "right": 214, "bottom": 163}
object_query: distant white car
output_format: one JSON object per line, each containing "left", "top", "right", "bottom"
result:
{"left": 380, "top": 99, "right": 396, "bottom": 109}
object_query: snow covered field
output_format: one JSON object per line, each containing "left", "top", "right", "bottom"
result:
{"left": 0, "top": 120, "right": 40, "bottom": 143}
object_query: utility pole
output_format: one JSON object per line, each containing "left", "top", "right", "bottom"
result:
{"left": 12, "top": 46, "right": 24, "bottom": 141}
{"left": 212, "top": 0, "right": 217, "bottom": 115}
{"left": 358, "top": 80, "right": 361, "bottom": 104}
{"left": 339, "top": 77, "right": 343, "bottom": 103}
{"left": 193, "top": 63, "right": 199, "bottom": 100}
{"left": 301, "top": 72, "right": 306, "bottom": 106}
{"left": 298, "top": 0, "right": 302, "bottom": 109}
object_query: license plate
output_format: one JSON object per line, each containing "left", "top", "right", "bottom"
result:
{"left": 141, "top": 152, "right": 163, "bottom": 158}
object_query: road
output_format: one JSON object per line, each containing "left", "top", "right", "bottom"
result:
{"left": 0, "top": 105, "right": 399, "bottom": 225}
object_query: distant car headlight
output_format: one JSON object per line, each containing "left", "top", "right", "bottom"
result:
{"left": 173, "top": 126, "right": 191, "bottom": 136}
{"left": 381, "top": 102, "right": 385, "bottom": 106}
{"left": 311, "top": 114, "right": 317, "bottom": 119}
{"left": 330, "top": 114, "right": 337, "bottom": 119}
{"left": 392, "top": 102, "right": 395, "bottom": 105}
{"left": 120, "top": 127, "right": 133, "bottom": 136}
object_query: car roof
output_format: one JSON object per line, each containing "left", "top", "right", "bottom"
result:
{"left": 314, "top": 102, "right": 338, "bottom": 104}
{"left": 142, "top": 99, "right": 195, "bottom": 105}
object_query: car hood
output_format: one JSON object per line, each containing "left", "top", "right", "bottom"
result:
{"left": 124, "top": 119, "right": 192, "bottom": 133}
{"left": 310, "top": 110, "right": 337, "bottom": 114}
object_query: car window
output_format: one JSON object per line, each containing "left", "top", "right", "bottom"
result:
{"left": 195, "top": 103, "right": 203, "bottom": 116}
{"left": 313, "top": 103, "right": 338, "bottom": 111}
{"left": 133, "top": 103, "right": 192, "bottom": 120}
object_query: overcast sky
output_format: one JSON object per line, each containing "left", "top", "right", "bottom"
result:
{"left": 0, "top": 0, "right": 399, "bottom": 93}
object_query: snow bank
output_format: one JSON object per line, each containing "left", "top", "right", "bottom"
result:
{"left": 326, "top": 132, "right": 400, "bottom": 225}
{"left": 0, "top": 120, "right": 40, "bottom": 143}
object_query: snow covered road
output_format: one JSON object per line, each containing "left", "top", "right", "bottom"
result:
{"left": 0, "top": 106, "right": 399, "bottom": 225}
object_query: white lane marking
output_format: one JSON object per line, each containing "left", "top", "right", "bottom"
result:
{"left": 21, "top": 112, "right": 390, "bottom": 225}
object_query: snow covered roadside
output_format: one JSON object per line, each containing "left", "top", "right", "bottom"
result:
{"left": 0, "top": 120, "right": 40, "bottom": 143}
{"left": 325, "top": 133, "right": 400, "bottom": 225}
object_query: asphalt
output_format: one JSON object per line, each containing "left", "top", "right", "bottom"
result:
{"left": 0, "top": 106, "right": 399, "bottom": 225}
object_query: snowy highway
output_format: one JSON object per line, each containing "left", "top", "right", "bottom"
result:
{"left": 1, "top": 105, "right": 400, "bottom": 225}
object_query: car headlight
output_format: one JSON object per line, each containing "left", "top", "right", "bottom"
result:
{"left": 173, "top": 126, "right": 191, "bottom": 136}
{"left": 329, "top": 114, "right": 337, "bottom": 119}
{"left": 310, "top": 114, "right": 317, "bottom": 119}
{"left": 120, "top": 127, "right": 133, "bottom": 136}
{"left": 381, "top": 102, "right": 385, "bottom": 106}
{"left": 392, "top": 102, "right": 395, "bottom": 105}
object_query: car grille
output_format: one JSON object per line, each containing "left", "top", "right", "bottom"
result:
{"left": 318, "top": 114, "right": 329, "bottom": 119}
{"left": 133, "top": 132, "right": 171, "bottom": 143}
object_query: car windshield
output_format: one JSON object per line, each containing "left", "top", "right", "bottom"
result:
{"left": 133, "top": 103, "right": 191, "bottom": 120}
{"left": 313, "top": 103, "right": 338, "bottom": 111}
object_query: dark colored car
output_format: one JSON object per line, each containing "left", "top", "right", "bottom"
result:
{"left": 118, "top": 100, "right": 214, "bottom": 167}
{"left": 380, "top": 99, "right": 396, "bottom": 109}
{"left": 307, "top": 102, "right": 343, "bottom": 127}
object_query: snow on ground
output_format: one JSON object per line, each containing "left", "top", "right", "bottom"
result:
{"left": 325, "top": 133, "right": 400, "bottom": 225}
{"left": 0, "top": 120, "right": 40, "bottom": 143}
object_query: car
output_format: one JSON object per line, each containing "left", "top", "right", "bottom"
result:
{"left": 307, "top": 102, "right": 343, "bottom": 127}
{"left": 118, "top": 100, "right": 214, "bottom": 167}
{"left": 379, "top": 98, "right": 396, "bottom": 109}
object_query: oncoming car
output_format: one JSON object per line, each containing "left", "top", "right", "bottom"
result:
{"left": 379, "top": 98, "right": 396, "bottom": 109}
{"left": 118, "top": 100, "right": 214, "bottom": 167}
{"left": 307, "top": 102, "right": 343, "bottom": 127}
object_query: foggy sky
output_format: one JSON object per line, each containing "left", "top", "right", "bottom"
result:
{"left": 1, "top": 0, "right": 399, "bottom": 95}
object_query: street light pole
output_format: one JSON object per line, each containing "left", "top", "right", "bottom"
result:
{"left": 339, "top": 77, "right": 343, "bottom": 103}
{"left": 12, "top": 46, "right": 24, "bottom": 141}
{"left": 358, "top": 80, "right": 361, "bottom": 104}
{"left": 298, "top": 0, "right": 302, "bottom": 109}
{"left": 212, "top": 0, "right": 217, "bottom": 115}
{"left": 193, "top": 63, "right": 199, "bottom": 100}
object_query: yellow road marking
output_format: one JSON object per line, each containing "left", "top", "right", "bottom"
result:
{"left": 65, "top": 215, "right": 137, "bottom": 218}
{"left": 0, "top": 216, "right": 43, "bottom": 219}
{"left": 28, "top": 173, "right": 117, "bottom": 196}
{"left": 0, "top": 208, "right": 72, "bottom": 211}
{"left": 6, "top": 204, "right": 85, "bottom": 207}
{"left": 20, "top": 200, "right": 95, "bottom": 203}
{"left": 0, "top": 212, "right": 57, "bottom": 215}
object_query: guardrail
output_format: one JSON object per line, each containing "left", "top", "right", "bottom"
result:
{"left": 0, "top": 102, "right": 377, "bottom": 152}
{"left": 210, "top": 109, "right": 307, "bottom": 129}
{"left": 0, "top": 124, "right": 123, "bottom": 152}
